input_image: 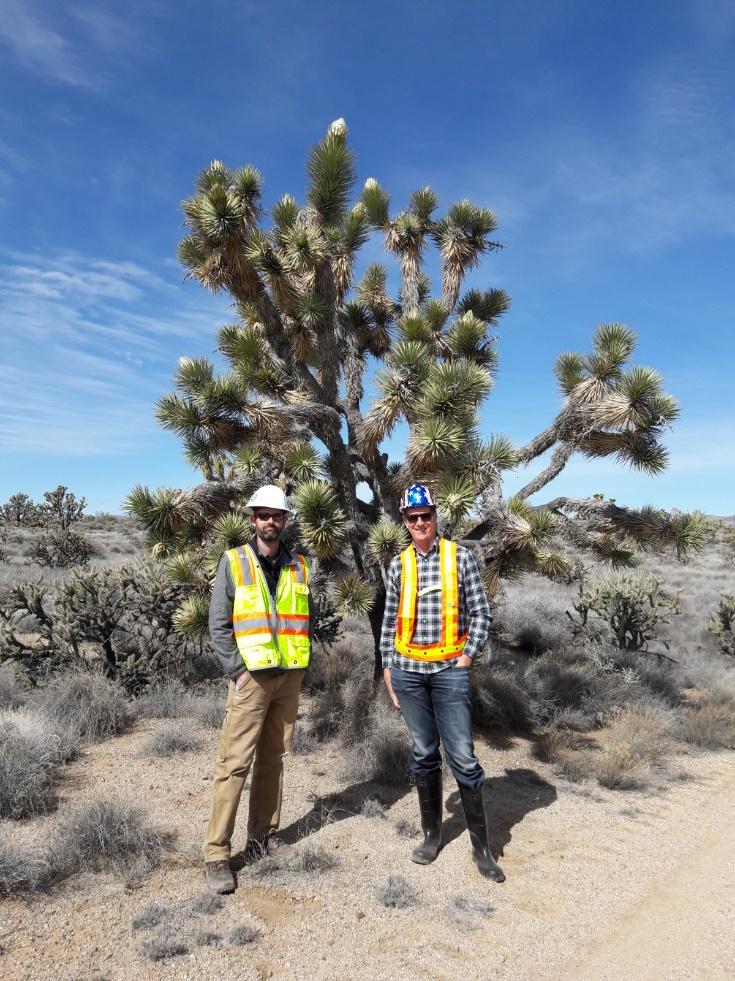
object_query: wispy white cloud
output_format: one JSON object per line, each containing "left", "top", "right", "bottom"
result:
{"left": 0, "top": 249, "right": 228, "bottom": 456}
{"left": 0, "top": 0, "right": 147, "bottom": 88}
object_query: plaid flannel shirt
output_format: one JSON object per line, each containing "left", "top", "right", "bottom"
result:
{"left": 379, "top": 538, "right": 492, "bottom": 674}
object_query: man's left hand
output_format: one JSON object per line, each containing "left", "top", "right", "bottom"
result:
{"left": 454, "top": 654, "right": 473, "bottom": 668}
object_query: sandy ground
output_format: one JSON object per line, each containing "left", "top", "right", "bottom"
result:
{"left": 1, "top": 701, "right": 734, "bottom": 981}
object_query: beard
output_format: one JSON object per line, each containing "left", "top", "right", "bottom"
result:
{"left": 257, "top": 526, "right": 280, "bottom": 544}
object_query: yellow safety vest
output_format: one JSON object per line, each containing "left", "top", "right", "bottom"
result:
{"left": 226, "top": 544, "right": 311, "bottom": 671}
{"left": 395, "top": 538, "right": 468, "bottom": 662}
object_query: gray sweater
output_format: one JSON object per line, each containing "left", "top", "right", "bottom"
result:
{"left": 208, "top": 546, "right": 312, "bottom": 678}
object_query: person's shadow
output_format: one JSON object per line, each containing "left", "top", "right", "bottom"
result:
{"left": 443, "top": 767, "right": 557, "bottom": 858}
{"left": 231, "top": 766, "right": 555, "bottom": 870}
{"left": 230, "top": 778, "right": 413, "bottom": 870}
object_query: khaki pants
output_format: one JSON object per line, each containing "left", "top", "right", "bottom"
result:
{"left": 203, "top": 669, "right": 304, "bottom": 862}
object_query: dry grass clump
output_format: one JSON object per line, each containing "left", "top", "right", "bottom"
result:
{"left": 134, "top": 681, "right": 194, "bottom": 719}
{"left": 495, "top": 581, "right": 575, "bottom": 655}
{"left": 0, "top": 708, "right": 76, "bottom": 819}
{"left": 361, "top": 796, "right": 387, "bottom": 819}
{"left": 289, "top": 844, "right": 339, "bottom": 874}
{"left": 191, "top": 688, "right": 225, "bottom": 729}
{"left": 229, "top": 924, "right": 259, "bottom": 945}
{"left": 47, "top": 798, "right": 172, "bottom": 886}
{"left": 341, "top": 697, "right": 411, "bottom": 785}
{"left": 0, "top": 665, "right": 27, "bottom": 709}
{"left": 446, "top": 895, "right": 494, "bottom": 931}
{"left": 34, "top": 672, "right": 133, "bottom": 742}
{"left": 131, "top": 902, "right": 167, "bottom": 931}
{"left": 141, "top": 724, "right": 203, "bottom": 758}
{"left": 377, "top": 874, "right": 418, "bottom": 908}
{"left": 0, "top": 841, "right": 45, "bottom": 895}
{"left": 471, "top": 665, "right": 536, "bottom": 732}
{"left": 681, "top": 690, "right": 735, "bottom": 749}
{"left": 141, "top": 928, "right": 190, "bottom": 961}
{"left": 303, "top": 634, "right": 368, "bottom": 693}
{"left": 546, "top": 705, "right": 674, "bottom": 790}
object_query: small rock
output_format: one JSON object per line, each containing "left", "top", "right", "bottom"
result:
{"left": 354, "top": 911, "right": 365, "bottom": 921}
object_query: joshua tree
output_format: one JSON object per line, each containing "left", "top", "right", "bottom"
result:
{"left": 126, "top": 119, "right": 708, "bottom": 673}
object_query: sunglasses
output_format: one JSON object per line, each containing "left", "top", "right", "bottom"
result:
{"left": 404, "top": 511, "right": 435, "bottom": 525}
{"left": 254, "top": 511, "right": 286, "bottom": 522}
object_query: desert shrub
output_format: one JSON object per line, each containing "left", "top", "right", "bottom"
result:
{"left": 446, "top": 895, "right": 493, "bottom": 931}
{"left": 494, "top": 590, "right": 574, "bottom": 655}
{"left": 568, "top": 572, "right": 680, "bottom": 654}
{"left": 470, "top": 665, "right": 535, "bottom": 732}
{"left": 611, "top": 648, "right": 683, "bottom": 706}
{"left": 0, "top": 665, "right": 26, "bottom": 709}
{"left": 303, "top": 634, "right": 369, "bottom": 692}
{"left": 46, "top": 798, "right": 171, "bottom": 885}
{"left": 394, "top": 819, "right": 419, "bottom": 838}
{"left": 290, "top": 725, "right": 317, "bottom": 754}
{"left": 0, "top": 708, "right": 76, "bottom": 819}
{"left": 290, "top": 845, "right": 339, "bottom": 874}
{"left": 0, "top": 841, "right": 46, "bottom": 895}
{"left": 135, "top": 680, "right": 194, "bottom": 719}
{"left": 195, "top": 929, "right": 222, "bottom": 947}
{"left": 36, "top": 672, "right": 133, "bottom": 742}
{"left": 342, "top": 697, "right": 411, "bottom": 785}
{"left": 681, "top": 690, "right": 735, "bottom": 749}
{"left": 141, "top": 928, "right": 189, "bottom": 961}
{"left": 29, "top": 529, "right": 96, "bottom": 568}
{"left": 534, "top": 726, "right": 590, "bottom": 764}
{"left": 188, "top": 892, "right": 223, "bottom": 915}
{"left": 707, "top": 594, "right": 735, "bottom": 657}
{"left": 142, "top": 724, "right": 203, "bottom": 757}
{"left": 361, "top": 797, "right": 386, "bottom": 819}
{"left": 377, "top": 874, "right": 418, "bottom": 908}
{"left": 192, "top": 689, "right": 225, "bottom": 729}
{"left": 229, "top": 924, "right": 259, "bottom": 945}
{"left": 132, "top": 903, "right": 167, "bottom": 931}
{"left": 557, "top": 705, "right": 673, "bottom": 790}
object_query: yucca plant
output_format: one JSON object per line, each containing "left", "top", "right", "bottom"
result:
{"left": 125, "top": 120, "right": 699, "bottom": 675}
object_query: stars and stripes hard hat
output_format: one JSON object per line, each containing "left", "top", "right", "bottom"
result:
{"left": 399, "top": 483, "right": 436, "bottom": 512}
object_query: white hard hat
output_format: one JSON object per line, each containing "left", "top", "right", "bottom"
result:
{"left": 244, "top": 484, "right": 293, "bottom": 514}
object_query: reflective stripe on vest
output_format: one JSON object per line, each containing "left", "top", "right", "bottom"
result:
{"left": 226, "top": 545, "right": 310, "bottom": 671}
{"left": 395, "top": 538, "right": 468, "bottom": 662}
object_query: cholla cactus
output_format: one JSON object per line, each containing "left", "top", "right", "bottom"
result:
{"left": 125, "top": 120, "right": 704, "bottom": 674}
{"left": 568, "top": 572, "right": 681, "bottom": 656}
{"left": 707, "top": 595, "right": 735, "bottom": 657}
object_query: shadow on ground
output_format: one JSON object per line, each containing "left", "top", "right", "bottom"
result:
{"left": 231, "top": 766, "right": 556, "bottom": 870}
{"left": 231, "top": 778, "right": 413, "bottom": 870}
{"left": 443, "top": 767, "right": 557, "bottom": 859}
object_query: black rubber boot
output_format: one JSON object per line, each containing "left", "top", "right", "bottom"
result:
{"left": 411, "top": 770, "right": 443, "bottom": 865}
{"left": 458, "top": 784, "right": 506, "bottom": 882}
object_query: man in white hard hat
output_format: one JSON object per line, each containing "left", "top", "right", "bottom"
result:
{"left": 203, "top": 484, "right": 312, "bottom": 895}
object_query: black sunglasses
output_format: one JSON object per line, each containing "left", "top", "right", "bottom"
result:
{"left": 254, "top": 511, "right": 286, "bottom": 522}
{"left": 404, "top": 511, "right": 435, "bottom": 525}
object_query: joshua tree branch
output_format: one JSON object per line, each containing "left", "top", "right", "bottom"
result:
{"left": 516, "top": 443, "right": 574, "bottom": 500}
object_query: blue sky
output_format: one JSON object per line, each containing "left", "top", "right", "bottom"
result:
{"left": 1, "top": 0, "right": 733, "bottom": 515}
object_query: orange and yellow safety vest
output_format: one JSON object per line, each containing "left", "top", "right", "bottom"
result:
{"left": 395, "top": 538, "right": 468, "bottom": 661}
{"left": 225, "top": 544, "right": 311, "bottom": 671}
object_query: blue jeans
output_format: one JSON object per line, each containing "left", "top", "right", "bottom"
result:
{"left": 390, "top": 666, "right": 485, "bottom": 790}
